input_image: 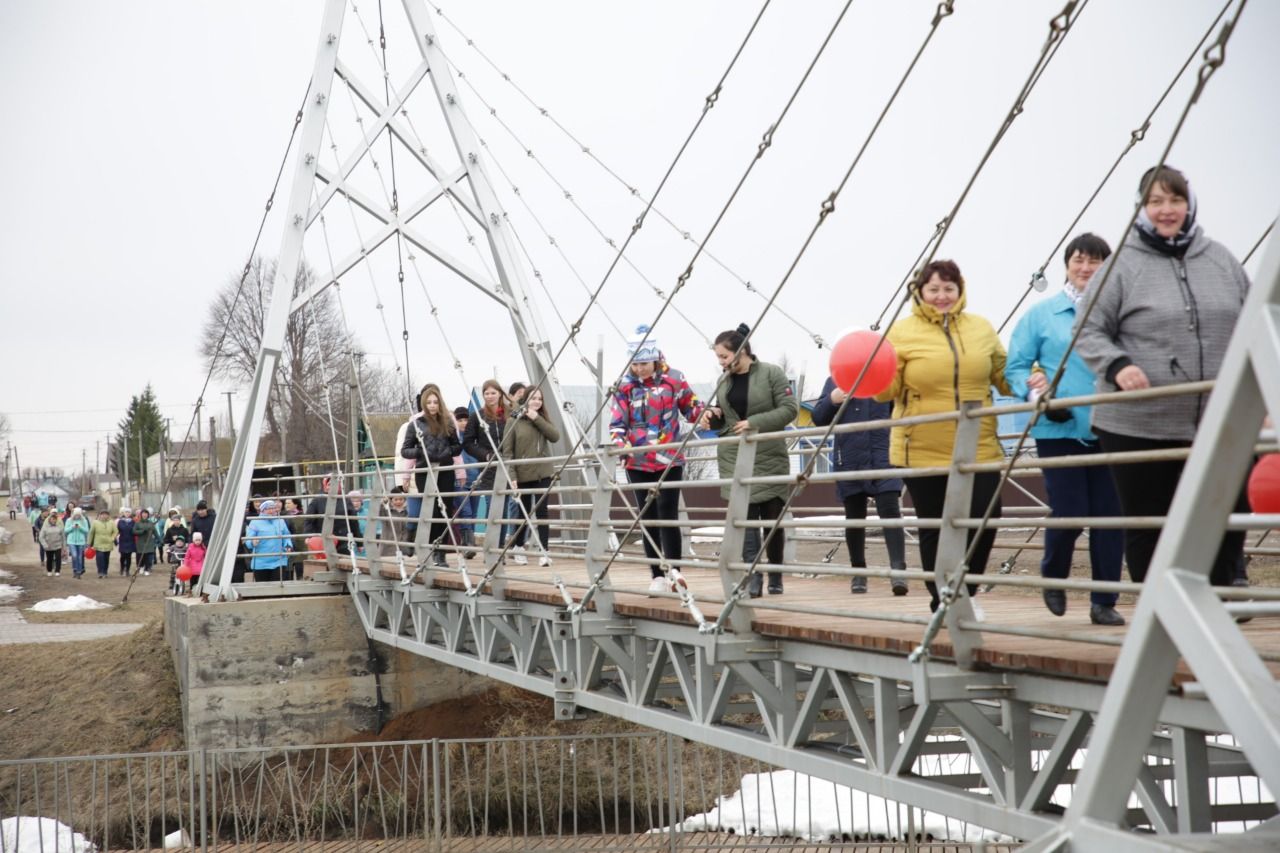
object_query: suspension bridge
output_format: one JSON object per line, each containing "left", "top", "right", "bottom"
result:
{"left": 136, "top": 0, "right": 1280, "bottom": 848}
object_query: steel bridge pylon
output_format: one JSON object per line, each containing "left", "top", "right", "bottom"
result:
{"left": 199, "top": 0, "right": 593, "bottom": 604}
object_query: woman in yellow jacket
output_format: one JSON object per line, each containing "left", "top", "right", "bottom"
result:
{"left": 875, "top": 259, "right": 1011, "bottom": 611}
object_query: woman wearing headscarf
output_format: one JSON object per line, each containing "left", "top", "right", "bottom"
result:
{"left": 875, "top": 259, "right": 1011, "bottom": 612}
{"left": 402, "top": 384, "right": 463, "bottom": 567}
{"left": 1074, "top": 165, "right": 1250, "bottom": 587}
{"left": 698, "top": 323, "right": 800, "bottom": 598}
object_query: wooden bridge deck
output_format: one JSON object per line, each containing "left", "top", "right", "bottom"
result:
{"left": 310, "top": 556, "right": 1280, "bottom": 686}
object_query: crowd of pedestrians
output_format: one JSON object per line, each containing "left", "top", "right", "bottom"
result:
{"left": 17, "top": 165, "right": 1249, "bottom": 623}
{"left": 24, "top": 498, "right": 209, "bottom": 588}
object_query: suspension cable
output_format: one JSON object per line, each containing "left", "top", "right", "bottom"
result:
{"left": 913, "top": 0, "right": 1249, "bottom": 663}
{"left": 708, "top": 0, "right": 1092, "bottom": 631}
{"left": 426, "top": 2, "right": 833, "bottom": 349}
{"left": 995, "top": 0, "right": 1232, "bottom": 333}
{"left": 461, "top": 0, "right": 852, "bottom": 599}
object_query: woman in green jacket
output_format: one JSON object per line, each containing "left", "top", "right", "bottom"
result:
{"left": 700, "top": 324, "right": 800, "bottom": 597}
{"left": 499, "top": 387, "right": 561, "bottom": 567}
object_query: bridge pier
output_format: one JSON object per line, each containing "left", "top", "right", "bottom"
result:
{"left": 165, "top": 593, "right": 489, "bottom": 752}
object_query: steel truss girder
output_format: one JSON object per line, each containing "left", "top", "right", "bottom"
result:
{"left": 345, "top": 577, "right": 1274, "bottom": 842}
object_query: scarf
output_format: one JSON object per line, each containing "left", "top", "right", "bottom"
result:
{"left": 1063, "top": 282, "right": 1083, "bottom": 307}
{"left": 1133, "top": 180, "right": 1199, "bottom": 257}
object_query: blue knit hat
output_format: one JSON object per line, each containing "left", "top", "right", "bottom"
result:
{"left": 626, "top": 325, "right": 660, "bottom": 364}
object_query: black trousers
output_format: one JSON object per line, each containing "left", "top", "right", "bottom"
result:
{"left": 512, "top": 476, "right": 552, "bottom": 551}
{"left": 743, "top": 497, "right": 786, "bottom": 585}
{"left": 119, "top": 551, "right": 134, "bottom": 574}
{"left": 1095, "top": 429, "right": 1247, "bottom": 586}
{"left": 417, "top": 469, "right": 458, "bottom": 550}
{"left": 843, "top": 491, "right": 907, "bottom": 570}
{"left": 626, "top": 467, "right": 684, "bottom": 578}
{"left": 45, "top": 549, "right": 62, "bottom": 574}
{"left": 905, "top": 472, "right": 1002, "bottom": 608}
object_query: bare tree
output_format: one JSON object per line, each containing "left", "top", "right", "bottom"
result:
{"left": 200, "top": 258, "right": 359, "bottom": 462}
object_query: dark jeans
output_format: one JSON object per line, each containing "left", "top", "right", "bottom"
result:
{"left": 743, "top": 497, "right": 786, "bottom": 585}
{"left": 45, "top": 549, "right": 62, "bottom": 574}
{"left": 626, "top": 467, "right": 684, "bottom": 579}
{"left": 1036, "top": 438, "right": 1124, "bottom": 607}
{"left": 95, "top": 550, "right": 111, "bottom": 577}
{"left": 512, "top": 477, "right": 552, "bottom": 551}
{"left": 905, "top": 472, "right": 1002, "bottom": 608}
{"left": 139, "top": 552, "right": 156, "bottom": 573}
{"left": 843, "top": 491, "right": 907, "bottom": 570}
{"left": 119, "top": 551, "right": 134, "bottom": 575}
{"left": 1095, "top": 429, "right": 1247, "bottom": 586}
{"left": 254, "top": 568, "right": 282, "bottom": 583}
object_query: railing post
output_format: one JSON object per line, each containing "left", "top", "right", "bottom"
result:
{"left": 412, "top": 471, "right": 441, "bottom": 578}
{"left": 197, "top": 748, "right": 209, "bottom": 853}
{"left": 582, "top": 452, "right": 619, "bottom": 619}
{"left": 666, "top": 731, "right": 679, "bottom": 853}
{"left": 431, "top": 739, "right": 442, "bottom": 853}
{"left": 320, "top": 474, "right": 340, "bottom": 571}
{"left": 934, "top": 400, "right": 986, "bottom": 668}
{"left": 715, "top": 433, "right": 758, "bottom": 634}
{"left": 480, "top": 467, "right": 509, "bottom": 599}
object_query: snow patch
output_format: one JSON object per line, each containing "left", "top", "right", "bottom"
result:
{"left": 674, "top": 768, "right": 1009, "bottom": 843}
{"left": 1, "top": 816, "right": 98, "bottom": 853}
{"left": 0, "top": 568, "right": 15, "bottom": 579}
{"left": 0, "top": 584, "right": 21, "bottom": 605}
{"left": 29, "top": 595, "right": 111, "bottom": 613}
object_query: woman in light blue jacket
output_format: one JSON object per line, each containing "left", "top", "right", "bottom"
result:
{"left": 1006, "top": 233, "right": 1124, "bottom": 627}
{"left": 244, "top": 499, "right": 293, "bottom": 583}
{"left": 64, "top": 507, "right": 92, "bottom": 578}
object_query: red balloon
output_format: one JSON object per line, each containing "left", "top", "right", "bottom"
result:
{"left": 305, "top": 535, "right": 324, "bottom": 555}
{"left": 829, "top": 331, "right": 898, "bottom": 398}
{"left": 1248, "top": 454, "right": 1280, "bottom": 514}
{"left": 175, "top": 564, "right": 193, "bottom": 582}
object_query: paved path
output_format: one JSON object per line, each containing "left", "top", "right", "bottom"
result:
{"left": 0, "top": 605, "right": 144, "bottom": 644}
{"left": 0, "top": 518, "right": 145, "bottom": 645}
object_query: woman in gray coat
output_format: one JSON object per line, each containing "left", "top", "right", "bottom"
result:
{"left": 700, "top": 324, "right": 800, "bottom": 597}
{"left": 1074, "top": 165, "right": 1250, "bottom": 587}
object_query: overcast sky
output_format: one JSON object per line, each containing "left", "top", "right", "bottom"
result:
{"left": 2, "top": 0, "right": 1277, "bottom": 473}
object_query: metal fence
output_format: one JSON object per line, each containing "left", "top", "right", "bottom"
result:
{"left": 1, "top": 733, "right": 1030, "bottom": 852}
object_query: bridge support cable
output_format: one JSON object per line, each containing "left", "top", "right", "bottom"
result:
{"left": 917, "top": 0, "right": 1249, "bottom": 667}
{"left": 709, "top": 0, "right": 1091, "bottom": 638}
{"left": 421, "top": 3, "right": 837, "bottom": 350}
{"left": 462, "top": 0, "right": 861, "bottom": 602}
{"left": 996, "top": 0, "right": 1234, "bottom": 334}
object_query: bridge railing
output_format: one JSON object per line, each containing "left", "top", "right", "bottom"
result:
{"left": 206, "top": 378, "right": 1277, "bottom": 669}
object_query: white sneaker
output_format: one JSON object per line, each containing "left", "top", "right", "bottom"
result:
{"left": 648, "top": 576, "right": 670, "bottom": 594}
{"left": 538, "top": 555, "right": 552, "bottom": 567}
{"left": 144, "top": 571, "right": 152, "bottom": 576}
{"left": 510, "top": 546, "right": 528, "bottom": 566}
{"left": 46, "top": 571, "right": 52, "bottom": 577}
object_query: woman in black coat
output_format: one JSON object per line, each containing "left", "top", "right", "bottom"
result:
{"left": 810, "top": 377, "right": 908, "bottom": 595}
{"left": 402, "top": 384, "right": 463, "bottom": 567}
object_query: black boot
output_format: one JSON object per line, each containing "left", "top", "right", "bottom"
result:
{"left": 747, "top": 573, "right": 763, "bottom": 598}
{"left": 433, "top": 550, "right": 448, "bottom": 568}
{"left": 767, "top": 572, "right": 783, "bottom": 595}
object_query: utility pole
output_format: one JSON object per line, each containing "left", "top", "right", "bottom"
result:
{"left": 209, "top": 416, "right": 220, "bottom": 505}
{"left": 82, "top": 449, "right": 87, "bottom": 494}
{"left": 95, "top": 441, "right": 100, "bottom": 487}
{"left": 196, "top": 400, "right": 203, "bottom": 445}
{"left": 224, "top": 391, "right": 236, "bottom": 441}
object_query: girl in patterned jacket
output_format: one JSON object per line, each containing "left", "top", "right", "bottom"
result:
{"left": 610, "top": 325, "right": 704, "bottom": 591}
